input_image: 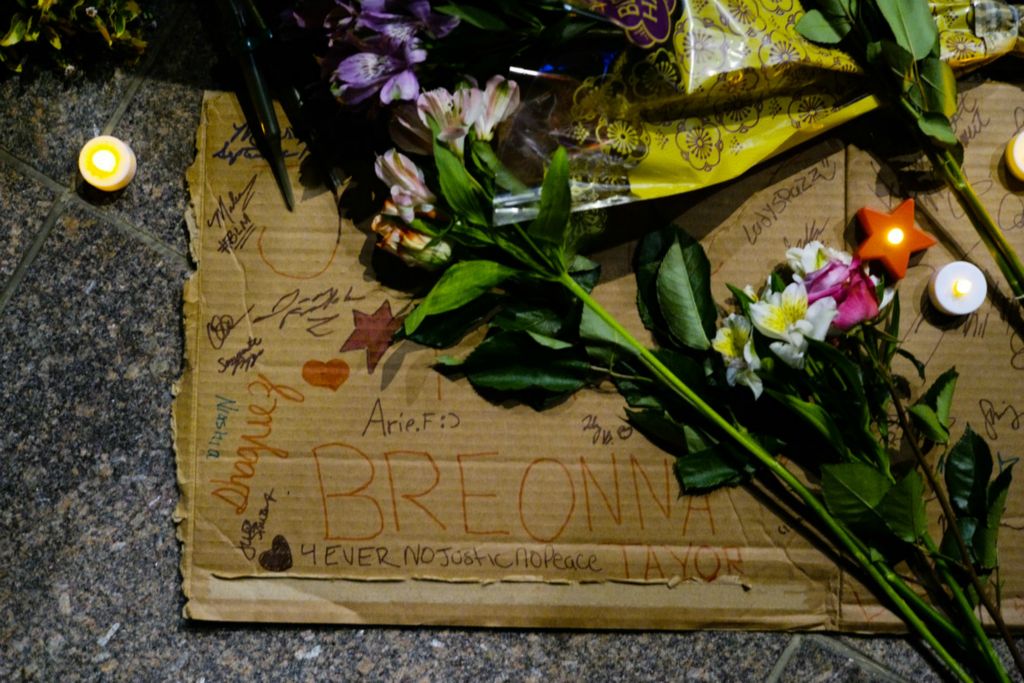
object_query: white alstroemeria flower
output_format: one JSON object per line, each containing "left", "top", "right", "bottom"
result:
{"left": 786, "top": 241, "right": 852, "bottom": 279}
{"left": 749, "top": 282, "right": 837, "bottom": 368}
{"left": 473, "top": 75, "right": 520, "bottom": 141}
{"left": 374, "top": 149, "right": 436, "bottom": 223}
{"left": 417, "top": 84, "right": 484, "bottom": 157}
{"left": 712, "top": 314, "right": 763, "bottom": 399}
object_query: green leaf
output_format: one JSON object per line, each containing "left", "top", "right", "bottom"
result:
{"left": 727, "top": 283, "right": 754, "bottom": 317}
{"left": 766, "top": 389, "right": 847, "bottom": 455}
{"left": 674, "top": 448, "right": 752, "bottom": 493}
{"left": 528, "top": 147, "right": 571, "bottom": 250}
{"left": 471, "top": 141, "right": 529, "bottom": 194}
{"left": 795, "top": 9, "right": 845, "bottom": 44}
{"left": 821, "top": 463, "right": 893, "bottom": 529}
{"left": 876, "top": 0, "right": 939, "bottom": 61}
{"left": 526, "top": 330, "right": 573, "bottom": 350}
{"left": 940, "top": 515, "right": 978, "bottom": 566}
{"left": 655, "top": 236, "right": 715, "bottom": 351}
{"left": 635, "top": 227, "right": 676, "bottom": 334}
{"left": 866, "top": 40, "right": 914, "bottom": 82}
{"left": 625, "top": 408, "right": 687, "bottom": 453}
{"left": 653, "top": 348, "right": 707, "bottom": 392}
{"left": 908, "top": 404, "right": 948, "bottom": 443}
{"left": 920, "top": 57, "right": 957, "bottom": 118}
{"left": 895, "top": 348, "right": 926, "bottom": 380}
{"left": 910, "top": 367, "right": 958, "bottom": 442}
{"left": 918, "top": 112, "right": 959, "bottom": 147}
{"left": 492, "top": 301, "right": 565, "bottom": 336}
{"left": 435, "top": 3, "right": 509, "bottom": 30}
{"left": 434, "top": 138, "right": 491, "bottom": 226}
{"left": 580, "top": 304, "right": 637, "bottom": 364}
{"left": 974, "top": 464, "right": 1014, "bottom": 569}
{"left": 405, "top": 260, "right": 517, "bottom": 334}
{"left": 945, "top": 425, "right": 993, "bottom": 517}
{"left": 877, "top": 470, "right": 927, "bottom": 543}
{"left": 805, "top": 339, "right": 871, "bottom": 428}
{"left": 0, "top": 15, "right": 28, "bottom": 46}
{"left": 456, "top": 331, "right": 590, "bottom": 395}
{"left": 398, "top": 292, "right": 499, "bottom": 348}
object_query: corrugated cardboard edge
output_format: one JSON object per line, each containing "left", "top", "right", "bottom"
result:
{"left": 172, "top": 91, "right": 211, "bottom": 620}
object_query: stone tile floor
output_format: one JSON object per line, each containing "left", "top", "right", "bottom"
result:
{"left": 0, "top": 2, "right": 1010, "bottom": 681}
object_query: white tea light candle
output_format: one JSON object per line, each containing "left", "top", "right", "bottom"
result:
{"left": 928, "top": 261, "right": 986, "bottom": 316}
{"left": 78, "top": 135, "right": 137, "bottom": 191}
{"left": 1005, "top": 131, "right": 1024, "bottom": 182}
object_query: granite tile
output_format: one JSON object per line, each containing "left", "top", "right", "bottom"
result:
{"left": 0, "top": 0, "right": 181, "bottom": 182}
{"left": 102, "top": 4, "right": 225, "bottom": 255}
{"left": 777, "top": 636, "right": 913, "bottom": 683}
{"left": 0, "top": 204, "right": 188, "bottom": 681}
{"left": 837, "top": 636, "right": 946, "bottom": 683}
{"left": 0, "top": 163, "right": 58, "bottom": 283}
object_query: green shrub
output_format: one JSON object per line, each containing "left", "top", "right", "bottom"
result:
{"left": 0, "top": 0, "right": 147, "bottom": 73}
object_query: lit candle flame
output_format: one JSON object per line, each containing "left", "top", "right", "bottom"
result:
{"left": 952, "top": 278, "right": 973, "bottom": 298}
{"left": 885, "top": 227, "right": 905, "bottom": 245}
{"left": 92, "top": 149, "right": 118, "bottom": 173}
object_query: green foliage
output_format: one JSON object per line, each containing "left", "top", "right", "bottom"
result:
{"left": 527, "top": 146, "right": 573, "bottom": 270}
{"left": 403, "top": 260, "right": 518, "bottom": 334}
{"left": 941, "top": 426, "right": 1014, "bottom": 572}
{"left": 635, "top": 227, "right": 716, "bottom": 351}
{"left": 0, "top": 0, "right": 146, "bottom": 73}
{"left": 797, "top": 0, "right": 962, "bottom": 152}
{"left": 438, "top": 330, "right": 591, "bottom": 407}
{"left": 822, "top": 464, "right": 926, "bottom": 545}
{"left": 908, "top": 367, "right": 958, "bottom": 444}
{"left": 435, "top": 138, "right": 491, "bottom": 226}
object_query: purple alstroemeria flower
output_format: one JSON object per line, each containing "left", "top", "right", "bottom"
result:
{"left": 358, "top": 0, "right": 459, "bottom": 41}
{"left": 803, "top": 257, "right": 879, "bottom": 331}
{"left": 332, "top": 38, "right": 427, "bottom": 104}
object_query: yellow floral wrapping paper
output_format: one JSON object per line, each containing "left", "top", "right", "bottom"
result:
{"left": 495, "top": 0, "right": 1022, "bottom": 221}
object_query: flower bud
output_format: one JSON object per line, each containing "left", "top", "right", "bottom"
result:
{"left": 372, "top": 214, "right": 452, "bottom": 270}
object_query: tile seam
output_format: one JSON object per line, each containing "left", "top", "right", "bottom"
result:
{"left": 102, "top": 4, "right": 191, "bottom": 135}
{"left": 806, "top": 634, "right": 911, "bottom": 683}
{"left": 0, "top": 192, "right": 72, "bottom": 315}
{"left": 764, "top": 634, "right": 804, "bottom": 683}
{"left": 0, "top": 146, "right": 71, "bottom": 194}
{"left": 69, "top": 196, "right": 190, "bottom": 269}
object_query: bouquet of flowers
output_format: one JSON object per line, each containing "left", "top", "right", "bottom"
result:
{"left": 272, "top": 1, "right": 1024, "bottom": 679}
{"left": 361, "top": 70, "right": 1019, "bottom": 677}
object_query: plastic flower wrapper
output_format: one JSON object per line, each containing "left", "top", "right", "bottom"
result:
{"left": 491, "top": 0, "right": 1023, "bottom": 224}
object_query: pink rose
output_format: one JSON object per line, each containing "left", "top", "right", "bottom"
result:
{"left": 803, "top": 258, "right": 879, "bottom": 331}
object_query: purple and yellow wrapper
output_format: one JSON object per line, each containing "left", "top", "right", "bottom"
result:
{"left": 494, "top": 0, "right": 1023, "bottom": 223}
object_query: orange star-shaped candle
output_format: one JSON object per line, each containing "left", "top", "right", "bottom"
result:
{"left": 855, "top": 198, "right": 936, "bottom": 280}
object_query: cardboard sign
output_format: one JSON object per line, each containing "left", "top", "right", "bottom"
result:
{"left": 175, "top": 88, "right": 1024, "bottom": 629}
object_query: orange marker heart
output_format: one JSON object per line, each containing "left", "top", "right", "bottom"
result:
{"left": 302, "top": 359, "right": 350, "bottom": 391}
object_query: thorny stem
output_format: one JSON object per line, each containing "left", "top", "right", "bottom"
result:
{"left": 558, "top": 272, "right": 975, "bottom": 683}
{"left": 881, "top": 368, "right": 1024, "bottom": 678}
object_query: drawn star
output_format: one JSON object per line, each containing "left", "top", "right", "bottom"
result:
{"left": 340, "top": 300, "right": 402, "bottom": 373}
{"left": 855, "top": 198, "right": 936, "bottom": 280}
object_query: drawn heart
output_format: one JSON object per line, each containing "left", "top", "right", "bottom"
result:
{"left": 258, "top": 535, "right": 293, "bottom": 572}
{"left": 302, "top": 359, "right": 349, "bottom": 391}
